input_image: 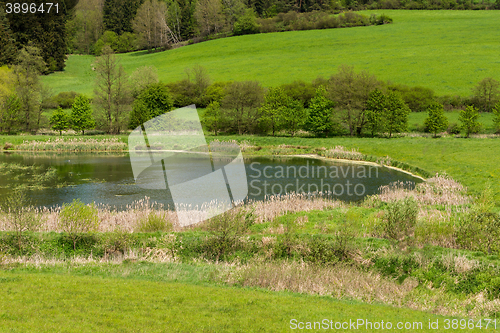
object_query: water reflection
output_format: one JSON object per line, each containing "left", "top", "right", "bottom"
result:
{"left": 0, "top": 152, "right": 423, "bottom": 210}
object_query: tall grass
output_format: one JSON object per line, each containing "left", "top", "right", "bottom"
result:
{"left": 16, "top": 138, "right": 127, "bottom": 152}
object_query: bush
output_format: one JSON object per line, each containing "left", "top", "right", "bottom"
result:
{"left": 456, "top": 187, "right": 500, "bottom": 254}
{"left": 233, "top": 9, "right": 260, "bottom": 36}
{"left": 304, "top": 236, "right": 340, "bottom": 266}
{"left": 135, "top": 212, "right": 172, "bottom": 233}
{"left": 100, "top": 229, "right": 134, "bottom": 258}
{"left": 202, "top": 208, "right": 254, "bottom": 260}
{"left": 382, "top": 197, "right": 418, "bottom": 249}
{"left": 58, "top": 199, "right": 99, "bottom": 250}
{"left": 447, "top": 122, "right": 461, "bottom": 135}
{"left": 3, "top": 142, "right": 13, "bottom": 150}
{"left": 51, "top": 91, "right": 79, "bottom": 109}
{"left": 0, "top": 189, "right": 41, "bottom": 253}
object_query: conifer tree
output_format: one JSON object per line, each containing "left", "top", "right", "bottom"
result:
{"left": 0, "top": 8, "right": 17, "bottom": 66}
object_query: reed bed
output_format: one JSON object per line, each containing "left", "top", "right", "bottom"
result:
{"left": 0, "top": 193, "right": 340, "bottom": 232}
{"left": 218, "top": 258, "right": 500, "bottom": 318}
{"left": 322, "top": 146, "right": 365, "bottom": 161}
{"left": 249, "top": 192, "right": 342, "bottom": 224}
{"left": 221, "top": 260, "right": 418, "bottom": 305}
{"left": 377, "top": 174, "right": 469, "bottom": 206}
{"left": 16, "top": 138, "right": 127, "bottom": 152}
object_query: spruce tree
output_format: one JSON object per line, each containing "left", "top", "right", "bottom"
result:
{"left": 0, "top": 8, "right": 17, "bottom": 66}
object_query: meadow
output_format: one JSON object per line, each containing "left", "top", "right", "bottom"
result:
{"left": 0, "top": 266, "right": 473, "bottom": 333}
{"left": 42, "top": 10, "right": 500, "bottom": 97}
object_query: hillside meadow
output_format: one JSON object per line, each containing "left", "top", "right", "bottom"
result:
{"left": 42, "top": 10, "right": 500, "bottom": 97}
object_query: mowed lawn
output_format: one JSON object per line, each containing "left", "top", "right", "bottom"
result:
{"left": 43, "top": 10, "right": 500, "bottom": 96}
{"left": 0, "top": 271, "right": 486, "bottom": 333}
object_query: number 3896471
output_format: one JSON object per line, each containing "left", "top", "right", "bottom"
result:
{"left": 5, "top": 3, "right": 59, "bottom": 14}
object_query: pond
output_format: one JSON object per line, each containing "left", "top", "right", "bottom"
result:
{"left": 0, "top": 152, "right": 423, "bottom": 209}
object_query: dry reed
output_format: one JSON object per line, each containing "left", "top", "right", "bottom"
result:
{"left": 16, "top": 138, "right": 127, "bottom": 152}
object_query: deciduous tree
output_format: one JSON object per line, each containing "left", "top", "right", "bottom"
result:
{"left": 365, "top": 88, "right": 386, "bottom": 137}
{"left": 129, "top": 82, "right": 173, "bottom": 129}
{"left": 50, "top": 107, "right": 71, "bottom": 135}
{"left": 71, "top": 95, "right": 95, "bottom": 134}
{"left": 130, "top": 65, "right": 159, "bottom": 98}
{"left": 93, "top": 46, "right": 132, "bottom": 133}
{"left": 195, "top": 0, "right": 225, "bottom": 36}
{"left": 133, "top": 0, "right": 179, "bottom": 52}
{"left": 493, "top": 102, "right": 500, "bottom": 133}
{"left": 203, "top": 101, "right": 225, "bottom": 135}
{"left": 383, "top": 91, "right": 410, "bottom": 138}
{"left": 221, "top": 81, "right": 264, "bottom": 134}
{"left": 12, "top": 44, "right": 46, "bottom": 132}
{"left": 0, "top": 94, "right": 22, "bottom": 133}
{"left": 472, "top": 77, "right": 500, "bottom": 112}
{"left": 459, "top": 105, "right": 481, "bottom": 138}
{"left": 327, "top": 65, "right": 381, "bottom": 136}
{"left": 424, "top": 102, "right": 448, "bottom": 138}
{"left": 304, "top": 87, "right": 337, "bottom": 137}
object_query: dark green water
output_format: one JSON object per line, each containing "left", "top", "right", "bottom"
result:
{"left": 0, "top": 152, "right": 422, "bottom": 209}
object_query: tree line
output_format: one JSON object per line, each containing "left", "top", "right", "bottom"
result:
{"left": 1, "top": 45, "right": 499, "bottom": 137}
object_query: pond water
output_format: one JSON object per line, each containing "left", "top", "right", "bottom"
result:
{"left": 0, "top": 152, "right": 422, "bottom": 209}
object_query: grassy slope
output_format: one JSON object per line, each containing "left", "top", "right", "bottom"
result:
{"left": 43, "top": 10, "right": 500, "bottom": 97}
{"left": 0, "top": 268, "right": 482, "bottom": 333}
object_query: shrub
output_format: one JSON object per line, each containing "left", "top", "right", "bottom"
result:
{"left": 58, "top": 199, "right": 99, "bottom": 250}
{"left": 447, "top": 122, "right": 461, "bottom": 135}
{"left": 51, "top": 91, "right": 79, "bottom": 109}
{"left": 3, "top": 142, "right": 13, "bottom": 150}
{"left": 305, "top": 236, "right": 336, "bottom": 265}
{"left": 135, "top": 212, "right": 172, "bottom": 233}
{"left": 456, "top": 186, "right": 500, "bottom": 254}
{"left": 233, "top": 9, "right": 260, "bottom": 36}
{"left": 0, "top": 189, "right": 41, "bottom": 253}
{"left": 100, "top": 229, "right": 134, "bottom": 258}
{"left": 382, "top": 197, "right": 418, "bottom": 249}
{"left": 202, "top": 208, "right": 254, "bottom": 260}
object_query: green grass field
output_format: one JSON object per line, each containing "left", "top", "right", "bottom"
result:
{"left": 408, "top": 111, "right": 496, "bottom": 132}
{"left": 43, "top": 10, "right": 500, "bottom": 97}
{"left": 0, "top": 264, "right": 491, "bottom": 333}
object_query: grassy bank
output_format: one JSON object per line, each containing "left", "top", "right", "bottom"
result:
{"left": 0, "top": 266, "right": 471, "bottom": 333}
{"left": 43, "top": 10, "right": 500, "bottom": 96}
